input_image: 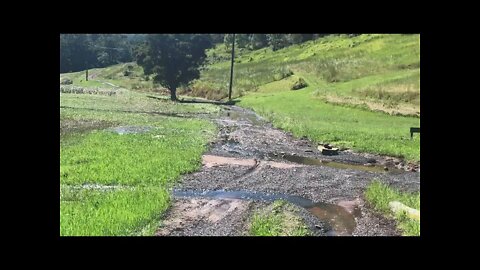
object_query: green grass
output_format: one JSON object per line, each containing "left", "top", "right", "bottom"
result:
{"left": 239, "top": 85, "right": 420, "bottom": 161}
{"left": 364, "top": 180, "right": 420, "bottom": 236}
{"left": 60, "top": 128, "right": 211, "bottom": 186}
{"left": 60, "top": 89, "right": 218, "bottom": 236}
{"left": 60, "top": 62, "right": 157, "bottom": 91}
{"left": 249, "top": 200, "right": 310, "bottom": 236}
{"left": 60, "top": 186, "right": 170, "bottom": 236}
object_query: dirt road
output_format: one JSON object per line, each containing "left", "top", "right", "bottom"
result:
{"left": 156, "top": 105, "right": 420, "bottom": 236}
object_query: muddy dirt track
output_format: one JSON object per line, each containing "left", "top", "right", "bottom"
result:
{"left": 156, "top": 105, "right": 420, "bottom": 236}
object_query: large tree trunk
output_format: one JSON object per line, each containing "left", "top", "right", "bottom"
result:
{"left": 170, "top": 87, "right": 177, "bottom": 101}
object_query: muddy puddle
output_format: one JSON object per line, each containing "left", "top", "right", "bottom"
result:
{"left": 60, "top": 119, "right": 117, "bottom": 136}
{"left": 266, "top": 153, "right": 403, "bottom": 174}
{"left": 307, "top": 203, "right": 361, "bottom": 235}
{"left": 173, "top": 189, "right": 361, "bottom": 236}
{"left": 220, "top": 107, "right": 265, "bottom": 125}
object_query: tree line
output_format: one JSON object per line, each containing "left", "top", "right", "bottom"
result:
{"left": 60, "top": 34, "right": 337, "bottom": 73}
{"left": 60, "top": 34, "right": 145, "bottom": 73}
{"left": 222, "top": 34, "right": 332, "bottom": 51}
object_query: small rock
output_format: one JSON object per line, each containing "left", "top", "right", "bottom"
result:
{"left": 363, "top": 163, "right": 375, "bottom": 167}
{"left": 315, "top": 224, "right": 322, "bottom": 229}
{"left": 304, "top": 150, "right": 313, "bottom": 152}
{"left": 383, "top": 167, "right": 389, "bottom": 171}
{"left": 291, "top": 153, "right": 296, "bottom": 156}
{"left": 367, "top": 158, "right": 376, "bottom": 163}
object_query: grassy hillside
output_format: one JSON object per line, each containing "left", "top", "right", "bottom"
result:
{"left": 60, "top": 62, "right": 162, "bottom": 93}
{"left": 194, "top": 34, "right": 420, "bottom": 117}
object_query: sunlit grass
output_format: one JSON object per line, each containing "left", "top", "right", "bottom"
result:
{"left": 365, "top": 180, "right": 420, "bottom": 236}
{"left": 239, "top": 86, "right": 420, "bottom": 161}
{"left": 60, "top": 186, "right": 170, "bottom": 236}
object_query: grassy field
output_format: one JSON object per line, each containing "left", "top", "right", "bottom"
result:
{"left": 60, "top": 89, "right": 218, "bottom": 236}
{"left": 240, "top": 84, "right": 420, "bottom": 161}
{"left": 364, "top": 181, "right": 420, "bottom": 236}
{"left": 249, "top": 201, "right": 310, "bottom": 236}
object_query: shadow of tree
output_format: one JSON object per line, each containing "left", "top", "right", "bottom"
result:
{"left": 146, "top": 95, "right": 241, "bottom": 106}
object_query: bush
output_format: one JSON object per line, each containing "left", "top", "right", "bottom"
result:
{"left": 291, "top": 77, "right": 308, "bottom": 90}
{"left": 60, "top": 77, "right": 73, "bottom": 85}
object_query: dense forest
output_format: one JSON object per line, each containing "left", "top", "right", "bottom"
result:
{"left": 60, "top": 34, "right": 145, "bottom": 73}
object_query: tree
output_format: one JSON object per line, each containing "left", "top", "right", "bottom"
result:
{"left": 266, "top": 34, "right": 289, "bottom": 51}
{"left": 60, "top": 34, "right": 136, "bottom": 73}
{"left": 224, "top": 34, "right": 235, "bottom": 50}
{"left": 60, "top": 34, "right": 97, "bottom": 73}
{"left": 135, "top": 34, "right": 212, "bottom": 101}
{"left": 209, "top": 34, "right": 225, "bottom": 44}
{"left": 250, "top": 34, "right": 268, "bottom": 49}
{"left": 286, "top": 34, "right": 304, "bottom": 45}
{"left": 301, "top": 34, "right": 314, "bottom": 42}
{"left": 236, "top": 34, "right": 251, "bottom": 49}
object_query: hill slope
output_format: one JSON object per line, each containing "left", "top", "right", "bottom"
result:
{"left": 193, "top": 34, "right": 420, "bottom": 117}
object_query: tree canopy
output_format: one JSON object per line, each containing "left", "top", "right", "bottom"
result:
{"left": 60, "top": 34, "right": 142, "bottom": 73}
{"left": 135, "top": 34, "right": 213, "bottom": 101}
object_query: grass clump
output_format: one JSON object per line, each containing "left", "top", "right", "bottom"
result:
{"left": 249, "top": 200, "right": 310, "bottom": 236}
{"left": 364, "top": 180, "right": 420, "bottom": 236}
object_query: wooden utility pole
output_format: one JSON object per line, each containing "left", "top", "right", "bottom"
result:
{"left": 228, "top": 34, "right": 235, "bottom": 101}
{"left": 86, "top": 69, "right": 89, "bottom": 81}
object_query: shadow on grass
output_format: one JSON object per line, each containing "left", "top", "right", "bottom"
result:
{"left": 60, "top": 106, "right": 194, "bottom": 118}
{"left": 146, "top": 95, "right": 240, "bottom": 106}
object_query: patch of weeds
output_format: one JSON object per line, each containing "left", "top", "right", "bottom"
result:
{"left": 364, "top": 180, "right": 420, "bottom": 236}
{"left": 249, "top": 200, "right": 310, "bottom": 236}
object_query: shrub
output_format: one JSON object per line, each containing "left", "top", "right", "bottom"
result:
{"left": 60, "top": 77, "right": 73, "bottom": 85}
{"left": 291, "top": 77, "right": 308, "bottom": 90}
